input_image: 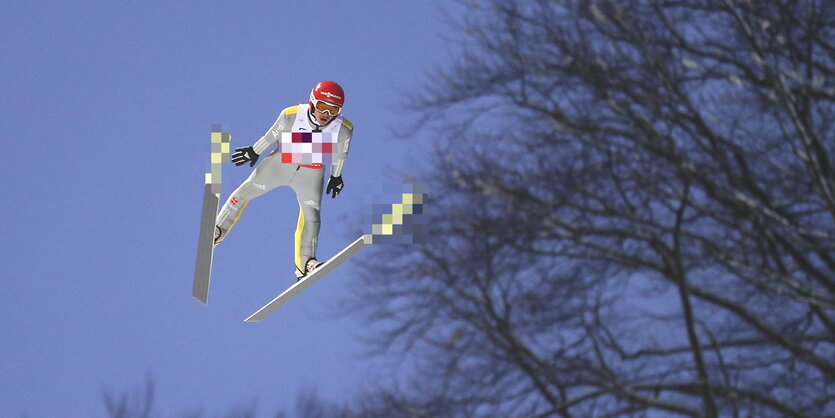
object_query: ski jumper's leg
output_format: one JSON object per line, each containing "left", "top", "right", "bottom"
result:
{"left": 215, "top": 155, "right": 294, "bottom": 243}
{"left": 289, "top": 167, "right": 325, "bottom": 275}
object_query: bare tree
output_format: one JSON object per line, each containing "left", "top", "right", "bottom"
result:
{"left": 103, "top": 377, "right": 260, "bottom": 418}
{"left": 103, "top": 376, "right": 157, "bottom": 418}
{"left": 102, "top": 379, "right": 360, "bottom": 418}
{"left": 349, "top": 0, "right": 835, "bottom": 417}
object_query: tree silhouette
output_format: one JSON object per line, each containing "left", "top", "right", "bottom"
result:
{"left": 102, "top": 378, "right": 353, "bottom": 418}
{"left": 350, "top": 0, "right": 835, "bottom": 416}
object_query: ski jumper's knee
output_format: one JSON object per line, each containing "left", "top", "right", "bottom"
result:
{"left": 214, "top": 179, "right": 268, "bottom": 240}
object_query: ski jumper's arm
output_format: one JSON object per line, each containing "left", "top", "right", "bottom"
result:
{"left": 331, "top": 118, "right": 353, "bottom": 177}
{"left": 251, "top": 106, "right": 298, "bottom": 155}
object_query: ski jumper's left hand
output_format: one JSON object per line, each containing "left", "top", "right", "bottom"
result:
{"left": 326, "top": 176, "right": 344, "bottom": 198}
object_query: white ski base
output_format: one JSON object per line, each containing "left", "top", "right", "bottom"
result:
{"left": 244, "top": 234, "right": 371, "bottom": 322}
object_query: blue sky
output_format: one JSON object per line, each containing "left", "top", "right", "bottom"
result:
{"left": 0, "top": 1, "right": 456, "bottom": 416}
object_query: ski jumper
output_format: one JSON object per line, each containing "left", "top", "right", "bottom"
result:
{"left": 215, "top": 104, "right": 353, "bottom": 276}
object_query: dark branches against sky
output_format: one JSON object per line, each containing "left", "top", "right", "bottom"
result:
{"left": 353, "top": 1, "right": 834, "bottom": 417}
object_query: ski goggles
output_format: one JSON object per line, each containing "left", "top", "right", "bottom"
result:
{"left": 311, "top": 98, "right": 342, "bottom": 115}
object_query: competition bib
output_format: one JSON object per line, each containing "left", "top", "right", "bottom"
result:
{"left": 281, "top": 104, "right": 344, "bottom": 167}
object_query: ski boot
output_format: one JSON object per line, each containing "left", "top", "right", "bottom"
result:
{"left": 214, "top": 226, "right": 226, "bottom": 245}
{"left": 295, "top": 257, "right": 324, "bottom": 281}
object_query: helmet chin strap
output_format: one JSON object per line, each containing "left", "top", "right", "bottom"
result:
{"left": 307, "top": 108, "right": 321, "bottom": 130}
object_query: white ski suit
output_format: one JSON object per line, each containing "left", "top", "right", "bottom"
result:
{"left": 215, "top": 104, "right": 353, "bottom": 276}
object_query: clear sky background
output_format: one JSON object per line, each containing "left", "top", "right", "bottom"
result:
{"left": 0, "top": 2, "right": 456, "bottom": 416}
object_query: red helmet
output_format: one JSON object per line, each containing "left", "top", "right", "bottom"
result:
{"left": 309, "top": 81, "right": 345, "bottom": 115}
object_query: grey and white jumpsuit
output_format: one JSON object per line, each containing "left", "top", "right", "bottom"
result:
{"left": 215, "top": 103, "right": 353, "bottom": 276}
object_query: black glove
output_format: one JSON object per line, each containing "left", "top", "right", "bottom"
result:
{"left": 231, "top": 146, "right": 259, "bottom": 167}
{"left": 326, "top": 175, "right": 344, "bottom": 198}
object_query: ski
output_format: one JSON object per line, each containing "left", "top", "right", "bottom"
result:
{"left": 193, "top": 127, "right": 230, "bottom": 305}
{"left": 244, "top": 234, "right": 372, "bottom": 322}
{"left": 192, "top": 183, "right": 219, "bottom": 304}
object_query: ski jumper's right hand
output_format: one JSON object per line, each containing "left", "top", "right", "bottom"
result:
{"left": 232, "top": 146, "right": 259, "bottom": 167}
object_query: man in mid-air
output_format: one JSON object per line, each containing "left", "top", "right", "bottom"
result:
{"left": 214, "top": 80, "right": 353, "bottom": 279}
